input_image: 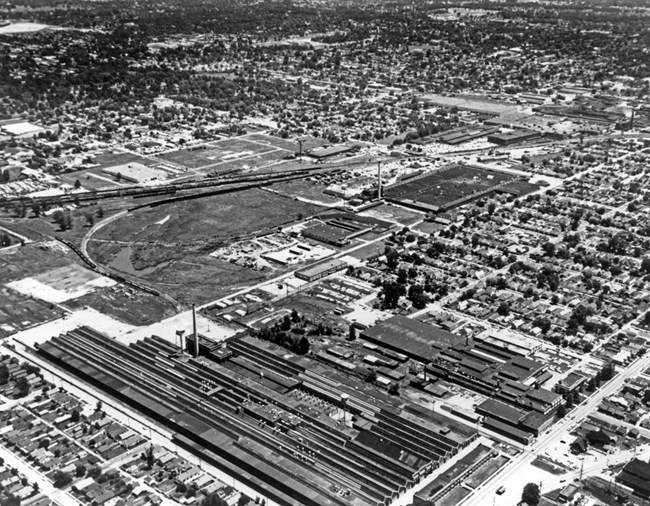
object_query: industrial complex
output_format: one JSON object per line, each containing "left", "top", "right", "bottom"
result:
{"left": 1, "top": 1, "right": 650, "bottom": 506}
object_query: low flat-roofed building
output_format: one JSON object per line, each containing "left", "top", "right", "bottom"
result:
{"left": 555, "top": 372, "right": 587, "bottom": 395}
{"left": 617, "top": 459, "right": 650, "bottom": 498}
{"left": 295, "top": 258, "right": 347, "bottom": 282}
{"left": 476, "top": 398, "right": 526, "bottom": 426}
{"left": 307, "top": 145, "right": 356, "bottom": 159}
{"left": 102, "top": 162, "right": 168, "bottom": 184}
{"left": 499, "top": 356, "right": 547, "bottom": 383}
{"left": 558, "top": 483, "right": 579, "bottom": 503}
{"left": 487, "top": 129, "right": 540, "bottom": 146}
{"left": 523, "top": 388, "right": 563, "bottom": 415}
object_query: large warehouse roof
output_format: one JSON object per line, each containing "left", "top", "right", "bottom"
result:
{"left": 360, "top": 315, "right": 464, "bottom": 362}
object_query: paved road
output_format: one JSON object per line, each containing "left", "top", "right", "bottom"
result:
{"left": 460, "top": 351, "right": 650, "bottom": 506}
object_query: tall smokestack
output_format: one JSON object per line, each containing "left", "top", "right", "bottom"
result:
{"left": 192, "top": 304, "right": 199, "bottom": 357}
{"left": 377, "top": 162, "right": 382, "bottom": 200}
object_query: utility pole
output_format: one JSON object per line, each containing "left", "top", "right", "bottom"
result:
{"left": 579, "top": 457, "right": 584, "bottom": 480}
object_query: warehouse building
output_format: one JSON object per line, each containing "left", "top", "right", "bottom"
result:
{"left": 360, "top": 316, "right": 465, "bottom": 363}
{"left": 487, "top": 129, "right": 540, "bottom": 146}
{"left": 295, "top": 258, "right": 347, "bottom": 282}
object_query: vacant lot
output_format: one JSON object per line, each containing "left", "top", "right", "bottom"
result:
{"left": 0, "top": 287, "right": 62, "bottom": 338}
{"left": 64, "top": 286, "right": 175, "bottom": 325}
{"left": 0, "top": 242, "right": 74, "bottom": 284}
{"left": 88, "top": 189, "right": 325, "bottom": 306}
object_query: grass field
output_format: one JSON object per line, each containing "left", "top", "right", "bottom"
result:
{"left": 88, "top": 188, "right": 325, "bottom": 306}
{"left": 0, "top": 287, "right": 63, "bottom": 338}
{"left": 273, "top": 179, "right": 341, "bottom": 205}
{"left": 64, "top": 287, "right": 176, "bottom": 326}
{"left": 358, "top": 202, "right": 424, "bottom": 226}
{"left": 0, "top": 242, "right": 76, "bottom": 284}
{"left": 159, "top": 137, "right": 286, "bottom": 171}
{"left": 91, "top": 151, "right": 157, "bottom": 170}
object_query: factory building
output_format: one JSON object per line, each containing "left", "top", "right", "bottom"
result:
{"left": 38, "top": 327, "right": 477, "bottom": 506}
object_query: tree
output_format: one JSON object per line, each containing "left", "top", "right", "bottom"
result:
{"left": 53, "top": 470, "right": 73, "bottom": 488}
{"left": 365, "top": 369, "right": 377, "bottom": 383}
{"left": 0, "top": 364, "right": 9, "bottom": 385}
{"left": 74, "top": 179, "right": 81, "bottom": 190}
{"left": 642, "top": 257, "right": 650, "bottom": 274}
{"left": 15, "top": 377, "right": 29, "bottom": 398}
{"left": 388, "top": 383, "right": 400, "bottom": 396}
{"left": 144, "top": 445, "right": 155, "bottom": 470}
{"left": 385, "top": 247, "right": 399, "bottom": 270}
{"left": 87, "top": 465, "right": 101, "bottom": 479}
{"left": 202, "top": 492, "right": 228, "bottom": 506}
{"left": 281, "top": 314, "right": 291, "bottom": 331}
{"left": 348, "top": 326, "right": 357, "bottom": 341}
{"left": 296, "top": 336, "right": 310, "bottom": 355}
{"left": 70, "top": 409, "right": 81, "bottom": 423}
{"left": 542, "top": 241, "right": 556, "bottom": 257}
{"left": 382, "top": 282, "right": 402, "bottom": 308}
{"left": 237, "top": 494, "right": 252, "bottom": 506}
{"left": 601, "top": 362, "right": 615, "bottom": 382}
{"left": 521, "top": 482, "right": 540, "bottom": 506}
{"left": 643, "top": 389, "right": 650, "bottom": 405}
{"left": 556, "top": 404, "right": 567, "bottom": 418}
{"left": 586, "top": 430, "right": 611, "bottom": 446}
